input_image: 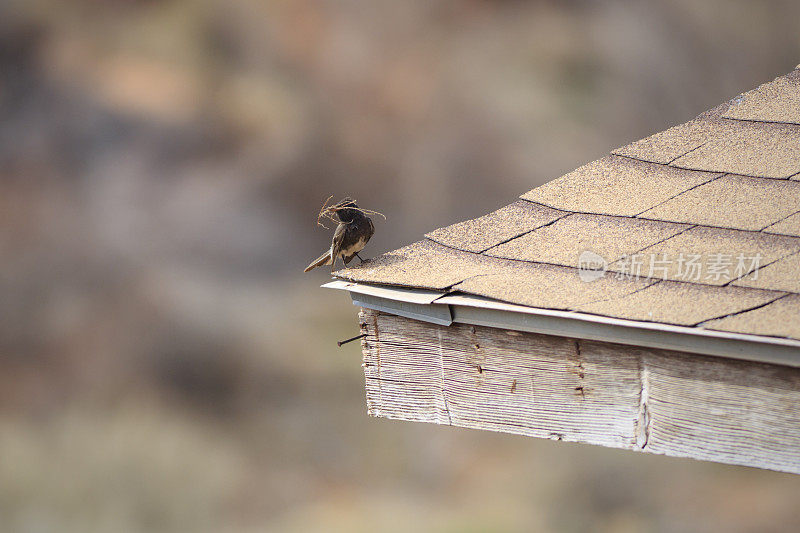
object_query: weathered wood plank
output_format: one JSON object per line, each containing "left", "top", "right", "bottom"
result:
{"left": 358, "top": 308, "right": 800, "bottom": 474}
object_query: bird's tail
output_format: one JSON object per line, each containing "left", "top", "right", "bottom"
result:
{"left": 304, "top": 250, "right": 332, "bottom": 272}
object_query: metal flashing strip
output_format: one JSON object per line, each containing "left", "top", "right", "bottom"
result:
{"left": 322, "top": 280, "right": 453, "bottom": 326}
{"left": 323, "top": 281, "right": 800, "bottom": 368}
{"left": 322, "top": 280, "right": 443, "bottom": 305}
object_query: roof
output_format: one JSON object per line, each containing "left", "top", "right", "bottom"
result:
{"left": 335, "top": 68, "right": 800, "bottom": 343}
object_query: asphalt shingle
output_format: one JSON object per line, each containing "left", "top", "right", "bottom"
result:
{"left": 613, "top": 226, "right": 800, "bottom": 285}
{"left": 764, "top": 212, "right": 800, "bottom": 237}
{"left": 335, "top": 239, "right": 488, "bottom": 290}
{"left": 574, "top": 281, "right": 783, "bottom": 326}
{"left": 670, "top": 121, "right": 800, "bottom": 179}
{"left": 704, "top": 294, "right": 800, "bottom": 340}
{"left": 732, "top": 252, "right": 800, "bottom": 294}
{"left": 612, "top": 119, "right": 714, "bottom": 165}
{"left": 722, "top": 71, "right": 800, "bottom": 125}
{"left": 486, "top": 213, "right": 690, "bottom": 268}
{"left": 426, "top": 200, "right": 565, "bottom": 253}
{"left": 452, "top": 261, "right": 653, "bottom": 311}
{"left": 640, "top": 175, "right": 800, "bottom": 231}
{"left": 520, "top": 156, "right": 718, "bottom": 216}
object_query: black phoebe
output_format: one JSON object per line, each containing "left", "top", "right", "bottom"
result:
{"left": 304, "top": 197, "right": 375, "bottom": 273}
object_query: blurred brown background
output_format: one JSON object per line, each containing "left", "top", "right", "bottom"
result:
{"left": 1, "top": 0, "right": 799, "bottom": 531}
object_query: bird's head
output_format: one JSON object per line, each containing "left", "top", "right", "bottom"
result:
{"left": 331, "top": 197, "right": 361, "bottom": 222}
{"left": 316, "top": 195, "right": 384, "bottom": 229}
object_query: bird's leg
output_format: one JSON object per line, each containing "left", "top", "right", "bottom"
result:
{"left": 355, "top": 252, "right": 367, "bottom": 264}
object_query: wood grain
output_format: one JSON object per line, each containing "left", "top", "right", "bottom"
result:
{"left": 358, "top": 308, "right": 800, "bottom": 474}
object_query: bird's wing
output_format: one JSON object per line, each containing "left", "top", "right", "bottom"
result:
{"left": 366, "top": 216, "right": 375, "bottom": 242}
{"left": 329, "top": 222, "right": 347, "bottom": 271}
{"left": 331, "top": 223, "right": 347, "bottom": 255}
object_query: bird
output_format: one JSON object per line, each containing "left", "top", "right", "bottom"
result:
{"left": 304, "top": 197, "right": 375, "bottom": 273}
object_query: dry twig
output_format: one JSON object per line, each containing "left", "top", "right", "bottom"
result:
{"left": 315, "top": 195, "right": 386, "bottom": 229}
